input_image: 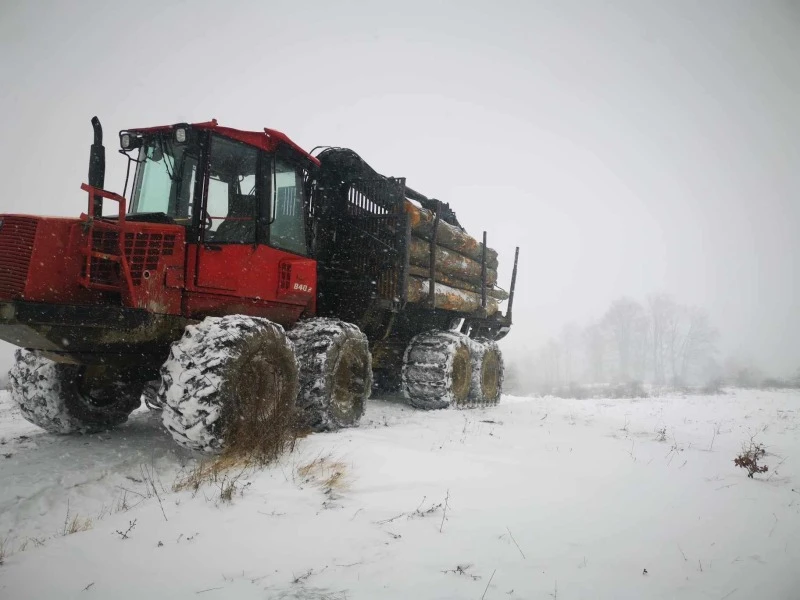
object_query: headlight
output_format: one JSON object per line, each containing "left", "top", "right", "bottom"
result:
{"left": 119, "top": 131, "right": 142, "bottom": 150}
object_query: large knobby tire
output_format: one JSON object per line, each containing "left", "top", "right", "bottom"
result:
{"left": 402, "top": 330, "right": 473, "bottom": 410}
{"left": 158, "top": 315, "right": 299, "bottom": 454}
{"left": 287, "top": 318, "right": 372, "bottom": 431}
{"left": 8, "top": 350, "right": 143, "bottom": 434}
{"left": 468, "top": 338, "right": 504, "bottom": 406}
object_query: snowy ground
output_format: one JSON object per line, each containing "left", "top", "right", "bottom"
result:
{"left": 0, "top": 389, "right": 798, "bottom": 599}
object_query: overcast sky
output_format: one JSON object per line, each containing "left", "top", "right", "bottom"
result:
{"left": 0, "top": 0, "right": 798, "bottom": 375}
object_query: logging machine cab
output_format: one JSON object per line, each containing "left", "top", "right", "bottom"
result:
{"left": 121, "top": 121, "right": 311, "bottom": 255}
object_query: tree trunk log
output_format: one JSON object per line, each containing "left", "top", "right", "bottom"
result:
{"left": 406, "top": 276, "right": 500, "bottom": 315}
{"left": 406, "top": 265, "right": 509, "bottom": 300}
{"left": 408, "top": 236, "right": 498, "bottom": 286}
{"left": 404, "top": 201, "right": 499, "bottom": 269}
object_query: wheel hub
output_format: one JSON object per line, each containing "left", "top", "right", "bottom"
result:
{"left": 451, "top": 344, "right": 471, "bottom": 404}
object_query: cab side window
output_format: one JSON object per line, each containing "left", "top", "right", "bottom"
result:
{"left": 205, "top": 136, "right": 259, "bottom": 244}
{"left": 270, "top": 158, "right": 307, "bottom": 255}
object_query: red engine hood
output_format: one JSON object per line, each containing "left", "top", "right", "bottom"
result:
{"left": 0, "top": 214, "right": 185, "bottom": 314}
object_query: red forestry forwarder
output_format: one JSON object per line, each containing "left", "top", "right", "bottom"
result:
{"left": 0, "top": 118, "right": 518, "bottom": 452}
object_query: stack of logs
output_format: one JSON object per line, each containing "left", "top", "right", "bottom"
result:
{"left": 403, "top": 201, "right": 507, "bottom": 315}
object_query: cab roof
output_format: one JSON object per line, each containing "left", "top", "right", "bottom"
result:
{"left": 128, "top": 119, "right": 320, "bottom": 167}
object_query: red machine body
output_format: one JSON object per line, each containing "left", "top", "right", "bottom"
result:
{"left": 0, "top": 120, "right": 320, "bottom": 368}
{"left": 0, "top": 187, "right": 316, "bottom": 327}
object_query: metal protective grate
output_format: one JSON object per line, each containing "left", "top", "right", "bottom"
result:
{"left": 0, "top": 216, "right": 38, "bottom": 298}
{"left": 89, "top": 229, "right": 176, "bottom": 286}
{"left": 339, "top": 178, "right": 407, "bottom": 302}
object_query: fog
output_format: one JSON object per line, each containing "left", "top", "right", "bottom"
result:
{"left": 1, "top": 0, "right": 798, "bottom": 379}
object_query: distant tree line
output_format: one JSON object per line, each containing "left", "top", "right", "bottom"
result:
{"left": 504, "top": 293, "right": 800, "bottom": 396}
{"left": 507, "top": 294, "right": 721, "bottom": 393}
{"left": 718, "top": 357, "right": 800, "bottom": 390}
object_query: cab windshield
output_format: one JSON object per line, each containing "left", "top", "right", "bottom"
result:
{"left": 129, "top": 134, "right": 198, "bottom": 223}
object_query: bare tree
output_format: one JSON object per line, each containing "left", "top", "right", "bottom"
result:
{"left": 603, "top": 298, "right": 645, "bottom": 382}
{"left": 583, "top": 323, "right": 606, "bottom": 383}
{"left": 665, "top": 302, "right": 688, "bottom": 385}
{"left": 531, "top": 294, "right": 721, "bottom": 389}
{"left": 542, "top": 338, "right": 562, "bottom": 388}
{"left": 647, "top": 293, "right": 678, "bottom": 385}
{"left": 560, "top": 322, "right": 581, "bottom": 384}
{"left": 722, "top": 357, "right": 762, "bottom": 388}
{"left": 503, "top": 357, "right": 522, "bottom": 394}
{"left": 631, "top": 313, "right": 650, "bottom": 381}
{"left": 679, "top": 308, "right": 719, "bottom": 382}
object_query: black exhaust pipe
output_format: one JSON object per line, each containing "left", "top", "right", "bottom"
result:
{"left": 88, "top": 116, "right": 105, "bottom": 217}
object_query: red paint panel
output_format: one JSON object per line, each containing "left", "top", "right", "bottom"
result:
{"left": 275, "top": 258, "right": 316, "bottom": 307}
{"left": 28, "top": 219, "right": 97, "bottom": 303}
{"left": 0, "top": 216, "right": 99, "bottom": 304}
{"left": 0, "top": 213, "right": 186, "bottom": 315}
{"left": 165, "top": 266, "right": 184, "bottom": 289}
{"left": 188, "top": 243, "right": 317, "bottom": 320}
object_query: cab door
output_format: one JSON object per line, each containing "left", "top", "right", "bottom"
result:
{"left": 190, "top": 134, "right": 315, "bottom": 320}
{"left": 195, "top": 135, "right": 259, "bottom": 291}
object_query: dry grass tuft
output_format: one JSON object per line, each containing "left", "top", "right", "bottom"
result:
{"left": 63, "top": 514, "right": 92, "bottom": 536}
{"left": 297, "top": 456, "right": 351, "bottom": 495}
{"left": 174, "top": 404, "right": 314, "bottom": 504}
{"left": 173, "top": 454, "right": 255, "bottom": 504}
{"left": 174, "top": 454, "right": 246, "bottom": 493}
{"left": 59, "top": 501, "right": 92, "bottom": 537}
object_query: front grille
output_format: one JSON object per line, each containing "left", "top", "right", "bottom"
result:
{"left": 0, "top": 216, "right": 38, "bottom": 298}
{"left": 123, "top": 232, "right": 176, "bottom": 284}
{"left": 88, "top": 229, "right": 176, "bottom": 287}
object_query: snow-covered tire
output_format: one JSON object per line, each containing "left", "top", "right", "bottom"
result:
{"left": 8, "top": 350, "right": 143, "bottom": 434}
{"left": 287, "top": 318, "right": 372, "bottom": 431}
{"left": 158, "top": 315, "right": 299, "bottom": 454}
{"left": 468, "top": 338, "right": 504, "bottom": 406}
{"left": 401, "top": 330, "right": 473, "bottom": 410}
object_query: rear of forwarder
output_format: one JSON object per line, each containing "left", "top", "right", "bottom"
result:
{"left": 0, "top": 117, "right": 519, "bottom": 452}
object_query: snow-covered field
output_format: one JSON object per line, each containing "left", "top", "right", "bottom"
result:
{"left": 0, "top": 388, "right": 798, "bottom": 599}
